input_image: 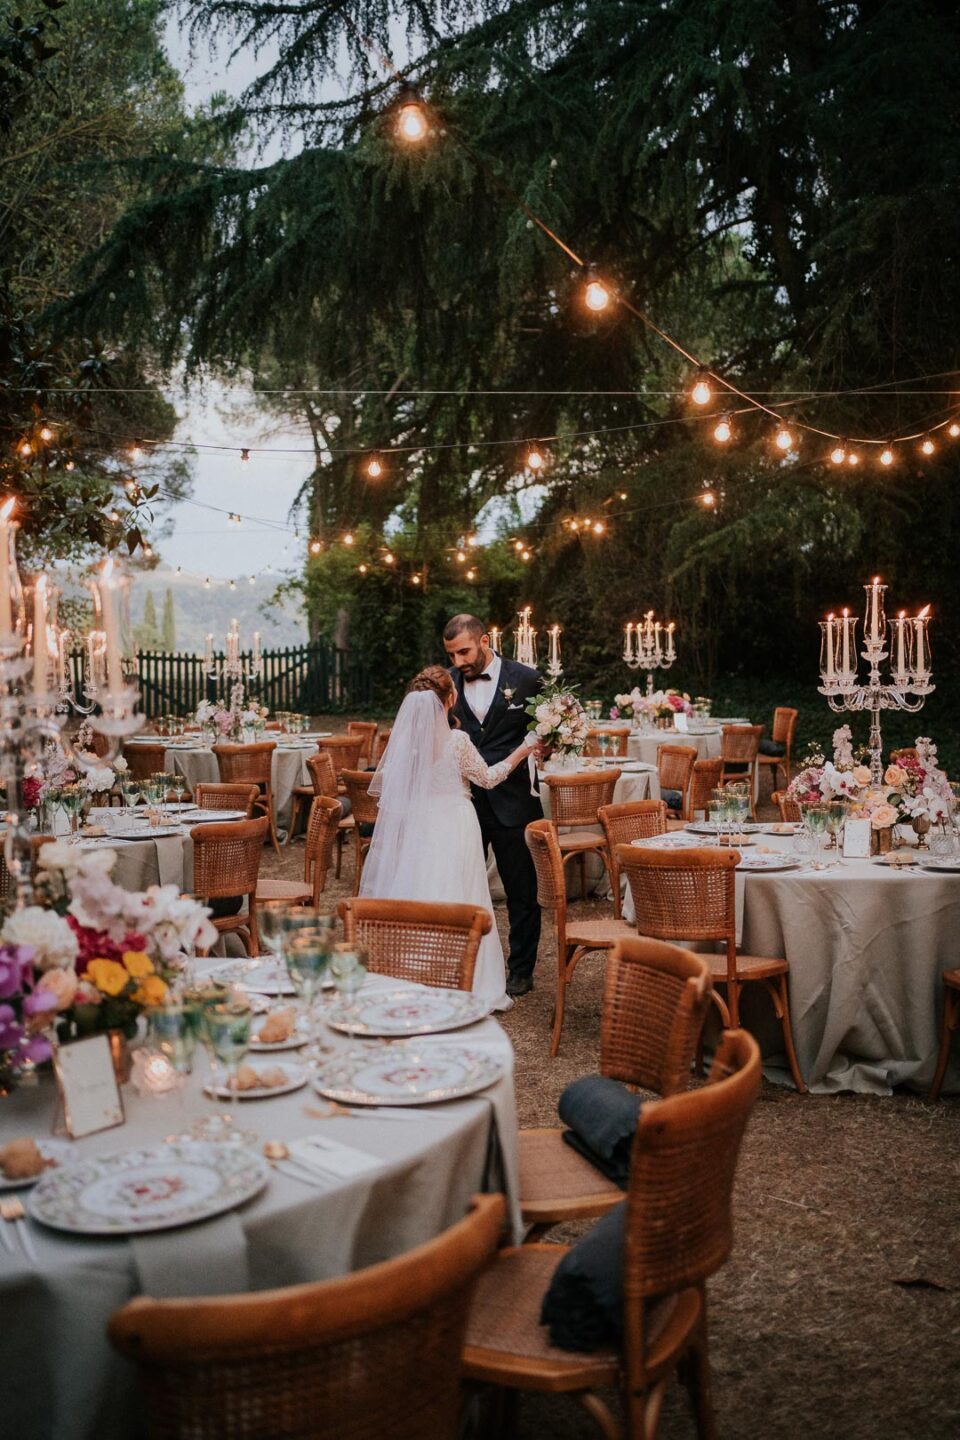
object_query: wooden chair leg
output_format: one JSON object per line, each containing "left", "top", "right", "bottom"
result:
{"left": 682, "top": 1298, "right": 718, "bottom": 1440}
{"left": 335, "top": 830, "right": 345, "bottom": 879}
{"left": 579, "top": 852, "right": 587, "bottom": 900}
{"left": 578, "top": 1390, "right": 622, "bottom": 1440}
{"left": 759, "top": 976, "right": 806, "bottom": 1093}
{"left": 549, "top": 945, "right": 572, "bottom": 1057}
{"left": 928, "top": 985, "right": 960, "bottom": 1100}
{"left": 611, "top": 863, "right": 622, "bottom": 920}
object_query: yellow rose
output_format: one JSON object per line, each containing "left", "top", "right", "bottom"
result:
{"left": 884, "top": 765, "right": 906, "bottom": 787}
{"left": 87, "top": 958, "right": 131, "bottom": 997}
{"left": 122, "top": 950, "right": 154, "bottom": 978}
{"left": 133, "top": 975, "right": 168, "bottom": 1008}
{"left": 853, "top": 766, "right": 871, "bottom": 787}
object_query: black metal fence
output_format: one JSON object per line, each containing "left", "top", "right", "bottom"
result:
{"left": 68, "top": 643, "right": 376, "bottom": 719}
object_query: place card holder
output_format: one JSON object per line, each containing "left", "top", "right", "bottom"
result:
{"left": 842, "top": 818, "right": 872, "bottom": 859}
{"left": 51, "top": 1035, "right": 125, "bottom": 1139}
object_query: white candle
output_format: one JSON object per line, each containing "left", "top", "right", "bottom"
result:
{"left": 825, "top": 614, "right": 836, "bottom": 679}
{"left": 0, "top": 498, "right": 14, "bottom": 637}
{"left": 623, "top": 622, "right": 633, "bottom": 661}
{"left": 666, "top": 622, "right": 676, "bottom": 660}
{"left": 841, "top": 608, "right": 851, "bottom": 674}
{"left": 870, "top": 577, "right": 880, "bottom": 644}
{"left": 57, "top": 628, "right": 70, "bottom": 691}
{"left": 98, "top": 561, "right": 124, "bottom": 694}
{"left": 32, "top": 575, "right": 49, "bottom": 696}
{"left": 914, "top": 606, "right": 929, "bottom": 673}
{"left": 896, "top": 611, "right": 906, "bottom": 675}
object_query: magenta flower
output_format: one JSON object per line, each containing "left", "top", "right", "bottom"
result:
{"left": 0, "top": 943, "right": 34, "bottom": 1000}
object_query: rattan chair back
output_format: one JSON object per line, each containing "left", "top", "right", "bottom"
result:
{"left": 337, "top": 898, "right": 491, "bottom": 991}
{"left": 373, "top": 729, "right": 391, "bottom": 764}
{"left": 123, "top": 744, "right": 168, "bottom": 781}
{"left": 542, "top": 768, "right": 620, "bottom": 826}
{"left": 0, "top": 834, "right": 53, "bottom": 902}
{"left": 617, "top": 845, "right": 738, "bottom": 980}
{"left": 193, "top": 783, "right": 260, "bottom": 817}
{"left": 585, "top": 726, "right": 631, "bottom": 757}
{"left": 602, "top": 937, "right": 712, "bottom": 1095}
{"left": 346, "top": 720, "right": 378, "bottom": 764}
{"left": 317, "top": 735, "right": 365, "bottom": 776}
{"left": 304, "top": 796, "right": 342, "bottom": 896}
{"left": 771, "top": 707, "right": 798, "bottom": 748}
{"left": 340, "top": 769, "right": 380, "bottom": 827}
{"left": 656, "top": 744, "right": 696, "bottom": 806}
{"left": 212, "top": 742, "right": 276, "bottom": 786}
{"left": 690, "top": 758, "right": 723, "bottom": 817}
{"left": 771, "top": 789, "right": 802, "bottom": 822}
{"left": 108, "top": 1193, "right": 506, "bottom": 1440}
{"left": 191, "top": 817, "right": 270, "bottom": 900}
{"left": 524, "top": 818, "right": 568, "bottom": 918}
{"left": 719, "top": 725, "right": 762, "bottom": 765}
{"left": 598, "top": 801, "right": 667, "bottom": 918}
{"left": 306, "top": 752, "right": 338, "bottom": 797}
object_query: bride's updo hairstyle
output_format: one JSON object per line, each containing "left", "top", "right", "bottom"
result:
{"left": 407, "top": 665, "right": 459, "bottom": 724}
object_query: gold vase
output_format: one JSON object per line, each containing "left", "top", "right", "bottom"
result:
{"left": 107, "top": 1029, "right": 133, "bottom": 1084}
{"left": 871, "top": 826, "right": 894, "bottom": 856}
{"left": 911, "top": 815, "right": 931, "bottom": 850}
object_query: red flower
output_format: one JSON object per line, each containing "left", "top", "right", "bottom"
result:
{"left": 21, "top": 778, "right": 41, "bottom": 810}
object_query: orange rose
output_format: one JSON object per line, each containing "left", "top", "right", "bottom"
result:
{"left": 133, "top": 975, "right": 168, "bottom": 1008}
{"left": 122, "top": 950, "right": 154, "bottom": 979}
{"left": 87, "top": 959, "right": 131, "bottom": 997}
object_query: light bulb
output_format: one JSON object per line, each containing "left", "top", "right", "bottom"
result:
{"left": 39, "top": 425, "right": 53, "bottom": 442}
{"left": 921, "top": 436, "right": 935, "bottom": 455}
{"left": 847, "top": 452, "right": 859, "bottom": 466}
{"left": 950, "top": 423, "right": 960, "bottom": 438}
{"left": 343, "top": 532, "right": 354, "bottom": 547}
{"left": 384, "top": 552, "right": 394, "bottom": 565}
{"left": 129, "top": 442, "right": 142, "bottom": 461}
{"left": 412, "top": 573, "right": 421, "bottom": 586}
{"left": 582, "top": 267, "right": 611, "bottom": 312}
{"left": 774, "top": 426, "right": 794, "bottom": 452}
{"left": 592, "top": 521, "right": 605, "bottom": 535}
{"left": 466, "top": 568, "right": 475, "bottom": 580}
{"left": 467, "top": 534, "right": 478, "bottom": 548}
{"left": 366, "top": 456, "right": 383, "bottom": 478}
{"left": 526, "top": 447, "right": 545, "bottom": 471}
{"left": 514, "top": 540, "right": 524, "bottom": 553}
{"left": 358, "top": 563, "right": 368, "bottom": 574}
{"left": 396, "top": 101, "right": 427, "bottom": 143}
{"left": 830, "top": 444, "right": 846, "bottom": 465}
{"left": 309, "top": 539, "right": 321, "bottom": 555}
{"left": 618, "top": 491, "right": 627, "bottom": 500}
{"left": 713, "top": 417, "right": 732, "bottom": 443}
{"left": 691, "top": 370, "right": 712, "bottom": 406}
{"left": 880, "top": 447, "right": 894, "bottom": 466}
{"left": 240, "top": 448, "right": 250, "bottom": 463}
{"left": 521, "top": 549, "right": 531, "bottom": 561}
{"left": 569, "top": 519, "right": 579, "bottom": 531}
{"left": 456, "top": 550, "right": 466, "bottom": 563}
{"left": 700, "top": 490, "right": 716, "bottom": 509}
{"left": 18, "top": 440, "right": 31, "bottom": 458}
{"left": 65, "top": 460, "right": 75, "bottom": 471}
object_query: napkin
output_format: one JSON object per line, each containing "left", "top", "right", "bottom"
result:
{"left": 131, "top": 1212, "right": 249, "bottom": 1297}
{"left": 287, "top": 1134, "right": 386, "bottom": 1179}
{"left": 154, "top": 835, "right": 184, "bottom": 887}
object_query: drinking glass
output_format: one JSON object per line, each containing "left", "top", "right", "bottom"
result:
{"left": 597, "top": 732, "right": 610, "bottom": 763}
{"left": 150, "top": 1002, "right": 198, "bottom": 1076}
{"left": 171, "top": 770, "right": 187, "bottom": 809}
{"left": 330, "top": 945, "right": 368, "bottom": 1041}
{"left": 287, "top": 932, "right": 334, "bottom": 1057}
{"left": 59, "top": 785, "right": 84, "bottom": 842}
{"left": 203, "top": 1001, "right": 253, "bottom": 1134}
{"left": 802, "top": 805, "right": 829, "bottom": 869}
{"left": 120, "top": 777, "right": 142, "bottom": 814}
{"left": 792, "top": 829, "right": 820, "bottom": 867}
{"left": 824, "top": 802, "right": 847, "bottom": 863}
{"left": 929, "top": 825, "right": 957, "bottom": 861}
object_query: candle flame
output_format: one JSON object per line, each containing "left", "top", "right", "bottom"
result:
{"left": 0, "top": 497, "right": 15, "bottom": 522}
{"left": 873, "top": 575, "right": 881, "bottom": 584}
{"left": 898, "top": 609, "right": 906, "bottom": 619}
{"left": 827, "top": 612, "right": 834, "bottom": 621}
{"left": 842, "top": 607, "right": 849, "bottom": 618}
{"left": 101, "top": 557, "right": 115, "bottom": 580}
{"left": 917, "top": 605, "right": 930, "bottom": 619}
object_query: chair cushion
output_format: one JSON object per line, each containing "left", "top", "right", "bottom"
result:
{"left": 257, "top": 879, "right": 312, "bottom": 903}
{"left": 558, "top": 1076, "right": 642, "bottom": 1188}
{"left": 661, "top": 787, "right": 682, "bottom": 810}
{"left": 540, "top": 1202, "right": 626, "bottom": 1350}
{"left": 208, "top": 895, "right": 243, "bottom": 919}
{"left": 759, "top": 738, "right": 786, "bottom": 758}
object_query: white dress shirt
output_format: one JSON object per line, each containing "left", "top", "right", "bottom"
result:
{"left": 462, "top": 651, "right": 502, "bottom": 724}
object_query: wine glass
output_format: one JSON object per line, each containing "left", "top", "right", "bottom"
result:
{"left": 171, "top": 770, "right": 188, "bottom": 810}
{"left": 329, "top": 944, "right": 368, "bottom": 1042}
{"left": 150, "top": 1001, "right": 198, "bottom": 1076}
{"left": 59, "top": 784, "right": 84, "bottom": 842}
{"left": 596, "top": 732, "right": 610, "bottom": 764}
{"left": 120, "top": 777, "right": 142, "bottom": 816}
{"left": 802, "top": 805, "right": 829, "bottom": 869}
{"left": 286, "top": 932, "right": 334, "bottom": 1057}
{"left": 203, "top": 1000, "right": 253, "bottom": 1138}
{"left": 824, "top": 801, "right": 847, "bottom": 863}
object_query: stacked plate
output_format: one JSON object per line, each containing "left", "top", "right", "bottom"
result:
{"left": 312, "top": 1044, "right": 503, "bottom": 1108}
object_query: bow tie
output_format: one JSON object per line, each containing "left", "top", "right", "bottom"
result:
{"left": 465, "top": 673, "right": 493, "bottom": 683}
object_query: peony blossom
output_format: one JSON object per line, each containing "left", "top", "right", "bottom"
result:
{"left": 36, "top": 966, "right": 78, "bottom": 1010}
{"left": 853, "top": 766, "right": 872, "bottom": 787}
{"left": 884, "top": 765, "right": 906, "bottom": 787}
{"left": 2, "top": 907, "right": 79, "bottom": 972}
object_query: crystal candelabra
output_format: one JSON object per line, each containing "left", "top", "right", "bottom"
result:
{"left": 0, "top": 507, "right": 143, "bottom": 903}
{"left": 623, "top": 610, "right": 677, "bottom": 695}
{"left": 513, "top": 607, "right": 538, "bottom": 668}
{"left": 203, "top": 619, "right": 263, "bottom": 688}
{"left": 817, "top": 576, "right": 933, "bottom": 786}
{"left": 544, "top": 624, "right": 563, "bottom": 681}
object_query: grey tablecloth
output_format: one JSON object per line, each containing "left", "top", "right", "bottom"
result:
{"left": 81, "top": 811, "right": 193, "bottom": 892}
{"left": 622, "top": 828, "right": 960, "bottom": 1095}
{"left": 124, "top": 742, "right": 317, "bottom": 837}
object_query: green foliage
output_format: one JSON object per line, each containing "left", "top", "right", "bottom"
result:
{"left": 161, "top": 586, "right": 176, "bottom": 650}
{"left": 136, "top": 588, "right": 159, "bottom": 648}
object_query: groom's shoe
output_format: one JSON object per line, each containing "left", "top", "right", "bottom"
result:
{"left": 506, "top": 973, "right": 534, "bottom": 998}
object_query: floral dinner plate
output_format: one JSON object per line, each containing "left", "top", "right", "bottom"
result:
{"left": 210, "top": 960, "right": 296, "bottom": 996}
{"left": 736, "top": 853, "right": 800, "bottom": 872}
{"left": 312, "top": 1044, "right": 503, "bottom": 1106}
{"left": 324, "top": 988, "right": 489, "bottom": 1038}
{"left": 28, "top": 1141, "right": 267, "bottom": 1235}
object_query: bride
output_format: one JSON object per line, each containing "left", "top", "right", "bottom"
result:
{"left": 360, "top": 666, "right": 538, "bottom": 1010}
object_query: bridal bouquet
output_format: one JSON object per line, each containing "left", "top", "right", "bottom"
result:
{"left": 527, "top": 684, "right": 590, "bottom": 756}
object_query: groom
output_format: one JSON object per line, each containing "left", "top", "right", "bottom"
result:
{"left": 444, "top": 614, "right": 543, "bottom": 997}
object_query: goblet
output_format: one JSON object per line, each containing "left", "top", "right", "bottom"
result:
{"left": 824, "top": 801, "right": 847, "bottom": 863}
{"left": 202, "top": 1000, "right": 253, "bottom": 1140}
{"left": 330, "top": 944, "right": 368, "bottom": 1043}
{"left": 286, "top": 932, "right": 334, "bottom": 1058}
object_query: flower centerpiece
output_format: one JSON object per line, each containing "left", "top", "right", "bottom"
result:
{"left": 610, "top": 688, "right": 646, "bottom": 723}
{"left": 527, "top": 683, "right": 590, "bottom": 766}
{"left": 788, "top": 728, "right": 871, "bottom": 807}
{"left": 878, "top": 738, "right": 951, "bottom": 847}
{"left": 196, "top": 683, "right": 268, "bottom": 743}
{"left": 0, "top": 843, "right": 217, "bottom": 1067}
{"left": 648, "top": 688, "right": 694, "bottom": 729}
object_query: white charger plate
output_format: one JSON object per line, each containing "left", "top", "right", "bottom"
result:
{"left": 324, "top": 988, "right": 489, "bottom": 1038}
{"left": 736, "top": 853, "right": 800, "bottom": 872}
{"left": 204, "top": 1060, "right": 307, "bottom": 1100}
{"left": 210, "top": 961, "right": 296, "bottom": 996}
{"left": 29, "top": 1141, "right": 267, "bottom": 1235}
{"left": 312, "top": 1044, "right": 503, "bottom": 1107}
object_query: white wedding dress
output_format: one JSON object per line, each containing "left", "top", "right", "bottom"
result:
{"left": 359, "top": 691, "right": 513, "bottom": 1010}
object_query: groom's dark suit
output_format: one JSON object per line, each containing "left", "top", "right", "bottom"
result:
{"left": 451, "top": 655, "right": 543, "bottom": 983}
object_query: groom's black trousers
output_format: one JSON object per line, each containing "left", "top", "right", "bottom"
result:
{"left": 472, "top": 791, "right": 541, "bottom": 980}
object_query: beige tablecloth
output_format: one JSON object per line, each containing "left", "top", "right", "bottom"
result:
{"left": 125, "top": 742, "right": 318, "bottom": 837}
{"left": 81, "top": 810, "right": 193, "bottom": 890}
{"left": 622, "top": 827, "right": 960, "bottom": 1095}
{"left": 2, "top": 976, "right": 518, "bottom": 1440}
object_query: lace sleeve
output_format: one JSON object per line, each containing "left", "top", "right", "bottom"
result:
{"left": 452, "top": 730, "right": 515, "bottom": 789}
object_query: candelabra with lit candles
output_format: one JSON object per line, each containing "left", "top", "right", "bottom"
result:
{"left": 203, "top": 619, "right": 263, "bottom": 688}
{"left": 818, "top": 576, "right": 933, "bottom": 786}
{"left": 623, "top": 610, "right": 677, "bottom": 695}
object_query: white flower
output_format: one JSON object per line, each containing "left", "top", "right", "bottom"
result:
{"left": 2, "top": 906, "right": 79, "bottom": 971}
{"left": 81, "top": 766, "right": 115, "bottom": 794}
{"left": 114, "top": 756, "right": 128, "bottom": 774}
{"left": 36, "top": 840, "right": 84, "bottom": 877}
{"left": 78, "top": 849, "right": 118, "bottom": 876}
{"left": 536, "top": 721, "right": 552, "bottom": 737}
{"left": 196, "top": 700, "right": 216, "bottom": 723}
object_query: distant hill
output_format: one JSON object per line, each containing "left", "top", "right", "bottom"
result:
{"left": 130, "top": 569, "right": 308, "bottom": 653}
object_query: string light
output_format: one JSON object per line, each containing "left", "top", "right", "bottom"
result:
{"left": 514, "top": 539, "right": 525, "bottom": 553}
{"left": 847, "top": 452, "right": 860, "bottom": 466}
{"left": 521, "top": 549, "right": 531, "bottom": 561}
{"left": 38, "top": 425, "right": 53, "bottom": 443}
{"left": 921, "top": 436, "right": 935, "bottom": 455}
{"left": 456, "top": 550, "right": 466, "bottom": 563}
{"left": 465, "top": 568, "right": 476, "bottom": 580}
{"left": 65, "top": 460, "right": 75, "bottom": 471}
{"left": 880, "top": 446, "right": 894, "bottom": 466}
{"left": 774, "top": 425, "right": 795, "bottom": 452}
{"left": 690, "top": 368, "right": 712, "bottom": 406}
{"left": 358, "top": 563, "right": 368, "bottom": 574}
{"left": 395, "top": 85, "right": 428, "bottom": 143}
{"left": 17, "top": 440, "right": 31, "bottom": 458}
{"left": 582, "top": 267, "right": 612, "bottom": 313}
{"left": 466, "top": 534, "right": 478, "bottom": 548}
{"left": 525, "top": 445, "right": 545, "bottom": 472}
{"left": 950, "top": 423, "right": 960, "bottom": 438}
{"left": 129, "top": 440, "right": 143, "bottom": 461}
{"left": 700, "top": 489, "right": 717, "bottom": 509}
{"left": 592, "top": 520, "right": 605, "bottom": 535}
{"left": 618, "top": 491, "right": 627, "bottom": 500}
{"left": 411, "top": 573, "right": 421, "bottom": 585}
{"left": 309, "top": 539, "right": 322, "bottom": 555}
{"left": 343, "top": 532, "right": 354, "bottom": 547}
{"left": 366, "top": 454, "right": 384, "bottom": 478}
{"left": 713, "top": 415, "right": 732, "bottom": 444}
{"left": 830, "top": 443, "right": 846, "bottom": 465}
{"left": 240, "top": 448, "right": 250, "bottom": 464}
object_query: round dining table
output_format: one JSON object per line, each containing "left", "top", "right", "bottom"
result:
{"left": 622, "top": 825, "right": 960, "bottom": 1095}
{"left": 65, "top": 803, "right": 249, "bottom": 893}
{"left": 2, "top": 970, "right": 518, "bottom": 1440}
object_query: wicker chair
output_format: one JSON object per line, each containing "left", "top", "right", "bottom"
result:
{"left": 718, "top": 724, "right": 763, "bottom": 819}
{"left": 317, "top": 735, "right": 366, "bottom": 778}
{"left": 771, "top": 789, "right": 802, "bottom": 823}
{"left": 462, "top": 1030, "right": 762, "bottom": 1440}
{"left": 526, "top": 818, "right": 633, "bottom": 1056}
{"left": 190, "top": 816, "right": 270, "bottom": 957}
{"left": 928, "top": 968, "right": 960, "bottom": 1100}
{"left": 542, "top": 769, "right": 620, "bottom": 901}
{"left": 618, "top": 844, "right": 805, "bottom": 1092}
{"left": 890, "top": 746, "right": 919, "bottom": 763}
{"left": 584, "top": 726, "right": 631, "bottom": 758}
{"left": 519, "top": 936, "right": 712, "bottom": 1238}
{"left": 373, "top": 728, "right": 391, "bottom": 764}
{"left": 109, "top": 1193, "right": 505, "bottom": 1440}
{"left": 122, "top": 743, "right": 168, "bottom": 782}
{"left": 689, "top": 757, "right": 723, "bottom": 821}
{"left": 656, "top": 745, "right": 697, "bottom": 822}
{"left": 287, "top": 751, "right": 338, "bottom": 845}
{"left": 346, "top": 719, "right": 379, "bottom": 765}
{"left": 340, "top": 768, "right": 379, "bottom": 894}
{"left": 0, "top": 834, "right": 54, "bottom": 901}
{"left": 598, "top": 800, "right": 668, "bottom": 920}
{"left": 193, "top": 783, "right": 260, "bottom": 818}
{"left": 256, "top": 799, "right": 344, "bottom": 908}
{"left": 212, "top": 742, "right": 279, "bottom": 853}
{"left": 756, "top": 706, "right": 798, "bottom": 792}
{"left": 338, "top": 898, "right": 491, "bottom": 991}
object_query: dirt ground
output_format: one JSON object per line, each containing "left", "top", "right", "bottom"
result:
{"left": 263, "top": 734, "right": 960, "bottom": 1440}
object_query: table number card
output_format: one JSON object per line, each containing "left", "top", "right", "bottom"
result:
{"left": 843, "top": 818, "right": 872, "bottom": 859}
{"left": 673, "top": 711, "right": 689, "bottom": 732}
{"left": 53, "top": 1035, "right": 125, "bottom": 1139}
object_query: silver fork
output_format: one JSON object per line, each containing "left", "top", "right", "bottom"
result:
{"left": 0, "top": 1198, "right": 38, "bottom": 1263}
